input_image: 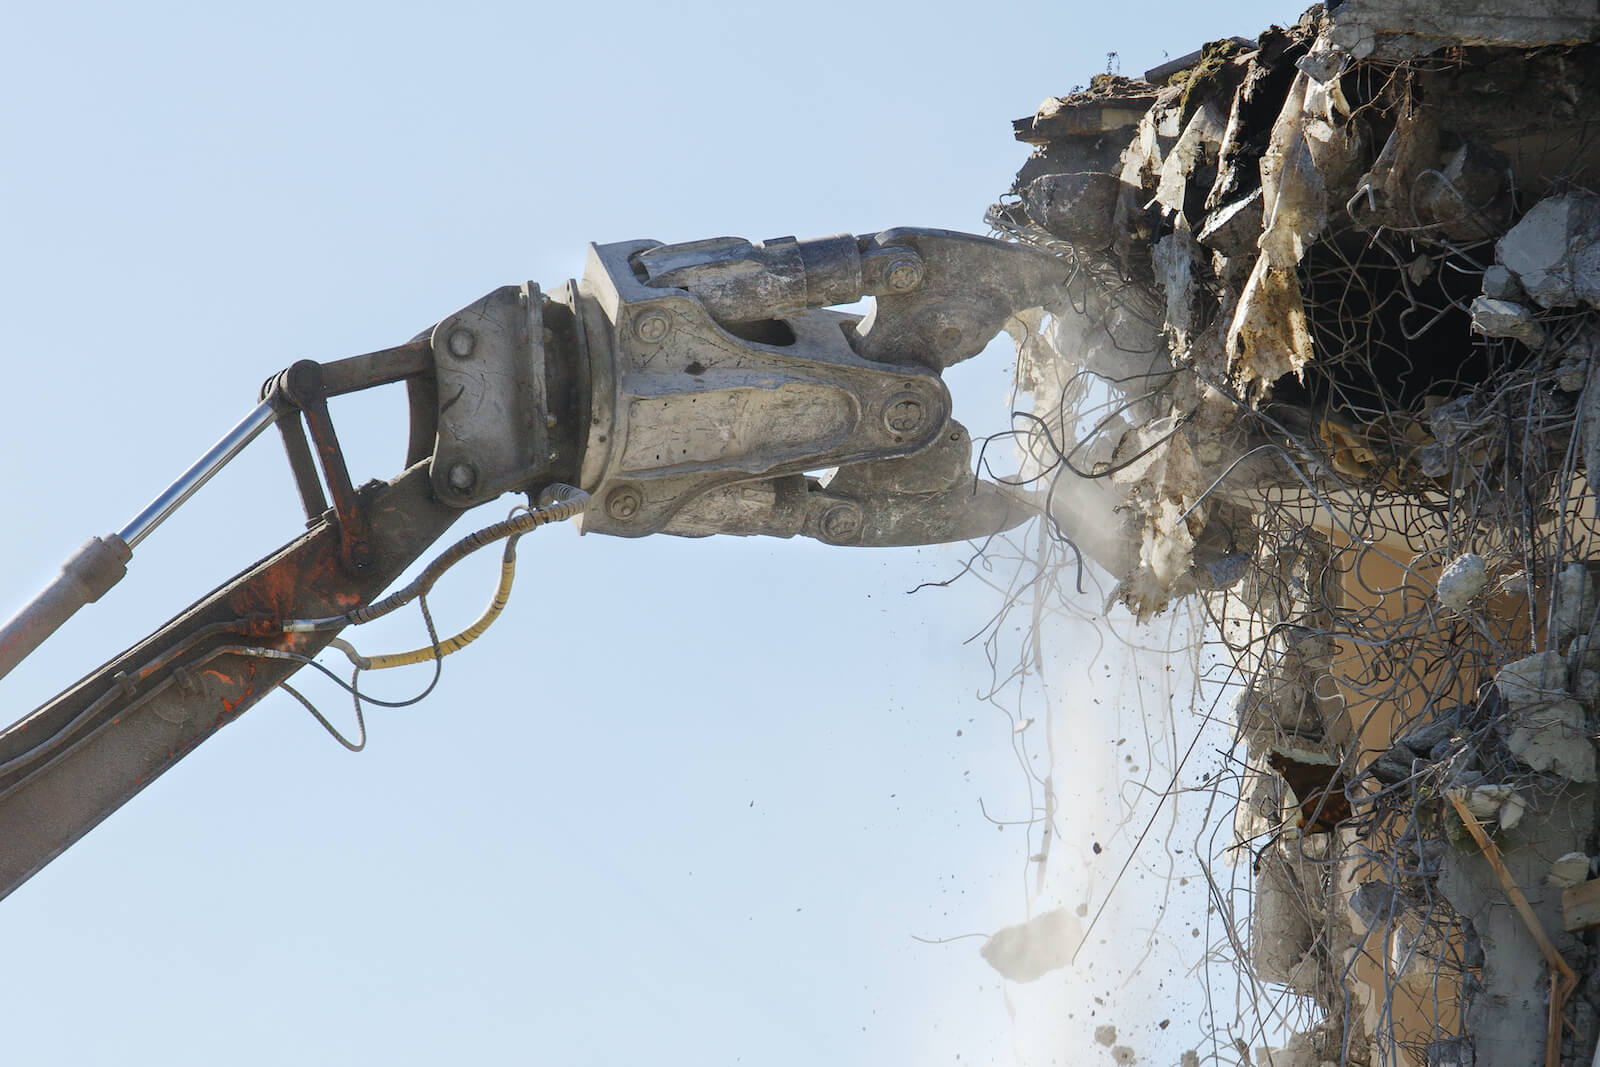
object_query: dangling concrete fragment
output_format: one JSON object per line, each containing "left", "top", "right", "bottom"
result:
{"left": 1435, "top": 553, "right": 1487, "bottom": 612}
{"left": 1468, "top": 298, "right": 1545, "bottom": 348}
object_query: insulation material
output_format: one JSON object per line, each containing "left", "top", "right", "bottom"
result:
{"left": 1225, "top": 54, "right": 1357, "bottom": 400}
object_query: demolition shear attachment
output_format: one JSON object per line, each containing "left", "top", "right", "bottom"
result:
{"left": 563, "top": 227, "right": 1065, "bottom": 547}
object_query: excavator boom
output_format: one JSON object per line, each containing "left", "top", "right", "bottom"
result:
{"left": 0, "top": 227, "right": 1061, "bottom": 896}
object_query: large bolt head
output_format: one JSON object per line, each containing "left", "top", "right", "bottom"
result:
{"left": 447, "top": 462, "right": 477, "bottom": 492}
{"left": 447, "top": 328, "right": 476, "bottom": 358}
{"left": 819, "top": 503, "right": 864, "bottom": 545}
{"left": 883, "top": 393, "right": 928, "bottom": 436}
{"left": 605, "top": 486, "right": 642, "bottom": 521}
{"left": 884, "top": 256, "right": 924, "bottom": 293}
{"left": 633, "top": 309, "right": 672, "bottom": 344}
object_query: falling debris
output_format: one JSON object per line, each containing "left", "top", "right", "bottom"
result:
{"left": 979, "top": 907, "right": 1081, "bottom": 983}
{"left": 1095, "top": 1025, "right": 1117, "bottom": 1047}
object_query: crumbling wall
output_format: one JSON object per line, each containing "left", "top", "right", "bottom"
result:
{"left": 989, "top": 4, "right": 1600, "bottom": 1065}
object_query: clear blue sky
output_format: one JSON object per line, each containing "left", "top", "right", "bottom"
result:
{"left": 1, "top": 2, "right": 1293, "bottom": 1063}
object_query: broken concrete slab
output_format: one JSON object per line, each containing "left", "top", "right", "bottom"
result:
{"left": 1549, "top": 851, "right": 1591, "bottom": 889}
{"left": 1020, "top": 171, "right": 1121, "bottom": 251}
{"left": 1013, "top": 79, "right": 1160, "bottom": 144}
{"left": 1481, "top": 264, "right": 1523, "bottom": 301}
{"left": 1504, "top": 696, "right": 1596, "bottom": 781}
{"left": 1468, "top": 297, "right": 1545, "bottom": 348}
{"left": 1496, "top": 191, "right": 1600, "bottom": 309}
{"left": 1495, "top": 650, "right": 1570, "bottom": 708}
{"left": 1253, "top": 854, "right": 1318, "bottom": 991}
{"left": 1329, "top": 0, "right": 1600, "bottom": 61}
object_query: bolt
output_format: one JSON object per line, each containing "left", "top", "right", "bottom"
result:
{"left": 447, "top": 462, "right": 476, "bottom": 492}
{"left": 884, "top": 394, "right": 928, "bottom": 436}
{"left": 447, "top": 328, "right": 476, "bottom": 358}
{"left": 606, "top": 486, "right": 642, "bottom": 521}
{"left": 819, "top": 504, "right": 864, "bottom": 545}
{"left": 634, "top": 309, "right": 671, "bottom": 344}
{"left": 884, "top": 256, "right": 923, "bottom": 293}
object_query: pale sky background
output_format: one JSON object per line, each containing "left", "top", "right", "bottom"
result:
{"left": 2, "top": 3, "right": 1293, "bottom": 1064}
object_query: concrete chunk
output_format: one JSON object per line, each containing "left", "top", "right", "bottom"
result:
{"left": 1496, "top": 192, "right": 1600, "bottom": 309}
{"left": 1506, "top": 697, "right": 1595, "bottom": 781}
{"left": 1549, "top": 851, "right": 1591, "bottom": 889}
{"left": 1469, "top": 297, "right": 1544, "bottom": 348}
{"left": 979, "top": 907, "right": 1080, "bottom": 983}
{"left": 1436, "top": 553, "right": 1487, "bottom": 611}
{"left": 1021, "top": 171, "right": 1122, "bottom": 251}
{"left": 1495, "top": 650, "right": 1569, "bottom": 708}
{"left": 1330, "top": 0, "right": 1600, "bottom": 60}
{"left": 1481, "top": 264, "right": 1523, "bottom": 300}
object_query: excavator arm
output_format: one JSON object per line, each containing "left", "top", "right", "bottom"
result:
{"left": 0, "top": 227, "right": 1064, "bottom": 898}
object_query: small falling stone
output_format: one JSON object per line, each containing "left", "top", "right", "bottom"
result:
{"left": 1093, "top": 842, "right": 1103, "bottom": 855}
{"left": 1159, "top": 1020, "right": 1170, "bottom": 1029}
{"left": 1095, "top": 1025, "right": 1117, "bottom": 1047}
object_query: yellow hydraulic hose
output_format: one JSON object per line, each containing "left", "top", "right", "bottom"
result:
{"left": 351, "top": 545, "right": 517, "bottom": 670}
{"left": 285, "top": 483, "right": 588, "bottom": 671}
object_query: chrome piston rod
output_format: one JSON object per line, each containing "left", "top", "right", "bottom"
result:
{"left": 0, "top": 400, "right": 278, "bottom": 683}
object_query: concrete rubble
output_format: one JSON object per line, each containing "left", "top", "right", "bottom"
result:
{"left": 1436, "top": 553, "right": 1487, "bottom": 613}
{"left": 1549, "top": 852, "right": 1592, "bottom": 889}
{"left": 994, "top": 2, "right": 1600, "bottom": 1063}
{"left": 979, "top": 906, "right": 1080, "bottom": 983}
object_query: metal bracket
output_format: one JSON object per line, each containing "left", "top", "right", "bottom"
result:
{"left": 429, "top": 283, "right": 549, "bottom": 508}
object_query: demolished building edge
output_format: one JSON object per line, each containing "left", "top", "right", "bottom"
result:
{"left": 993, "top": 3, "right": 1600, "bottom": 1065}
